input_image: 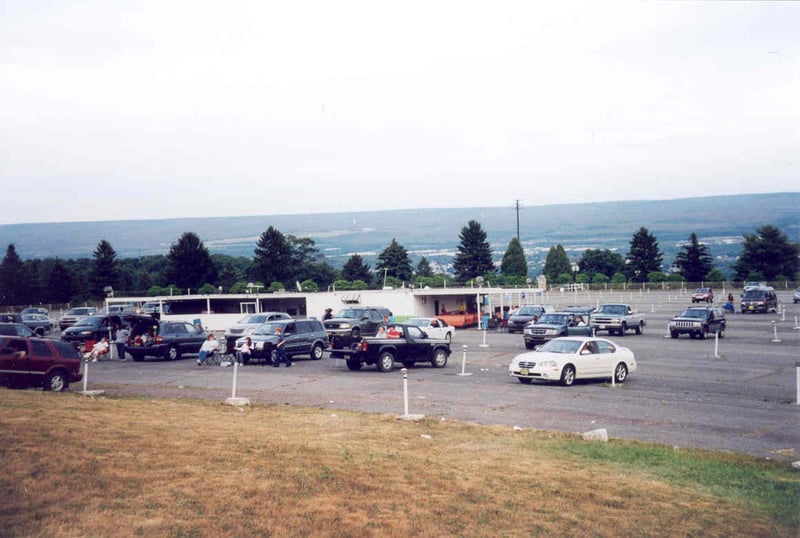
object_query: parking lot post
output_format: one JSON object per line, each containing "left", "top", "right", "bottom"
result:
{"left": 457, "top": 345, "right": 473, "bottom": 377}
{"left": 402, "top": 368, "right": 409, "bottom": 416}
{"left": 714, "top": 330, "right": 720, "bottom": 358}
{"left": 771, "top": 320, "right": 781, "bottom": 343}
{"left": 796, "top": 360, "right": 800, "bottom": 405}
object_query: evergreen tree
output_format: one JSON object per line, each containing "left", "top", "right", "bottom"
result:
{"left": 216, "top": 261, "right": 240, "bottom": 292}
{"left": 453, "top": 220, "right": 495, "bottom": 282}
{"left": 253, "top": 226, "right": 293, "bottom": 286}
{"left": 415, "top": 256, "right": 434, "bottom": 278}
{"left": 0, "top": 244, "right": 29, "bottom": 306}
{"left": 340, "top": 254, "right": 372, "bottom": 283}
{"left": 673, "top": 233, "right": 714, "bottom": 282}
{"left": 734, "top": 225, "right": 799, "bottom": 281}
{"left": 376, "top": 239, "right": 413, "bottom": 282}
{"left": 89, "top": 240, "right": 119, "bottom": 298}
{"left": 165, "top": 232, "right": 215, "bottom": 291}
{"left": 46, "top": 259, "right": 75, "bottom": 304}
{"left": 626, "top": 227, "right": 663, "bottom": 282}
{"left": 500, "top": 237, "right": 528, "bottom": 277}
{"left": 543, "top": 245, "right": 571, "bottom": 283}
{"left": 578, "top": 249, "right": 624, "bottom": 281}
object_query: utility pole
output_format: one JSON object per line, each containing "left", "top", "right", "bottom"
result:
{"left": 515, "top": 199, "right": 521, "bottom": 241}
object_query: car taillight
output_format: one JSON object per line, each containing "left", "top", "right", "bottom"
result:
{"left": 360, "top": 341, "right": 368, "bottom": 351}
{"left": 154, "top": 335, "right": 163, "bottom": 344}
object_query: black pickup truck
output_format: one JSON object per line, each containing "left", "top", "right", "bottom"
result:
{"left": 333, "top": 323, "right": 451, "bottom": 372}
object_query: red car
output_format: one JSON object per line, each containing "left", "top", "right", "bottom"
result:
{"left": 691, "top": 288, "right": 714, "bottom": 303}
{"left": 0, "top": 336, "right": 83, "bottom": 392}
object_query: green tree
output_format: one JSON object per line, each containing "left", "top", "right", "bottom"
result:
{"left": 626, "top": 227, "right": 663, "bottom": 283}
{"left": 673, "top": 233, "right": 714, "bottom": 282}
{"left": 165, "top": 232, "right": 215, "bottom": 291}
{"left": 734, "top": 225, "right": 799, "bottom": 281}
{"left": 500, "top": 237, "right": 528, "bottom": 278}
{"left": 216, "top": 261, "right": 240, "bottom": 293}
{"left": 543, "top": 245, "right": 571, "bottom": 283}
{"left": 453, "top": 220, "right": 495, "bottom": 282}
{"left": 253, "top": 227, "right": 293, "bottom": 286}
{"left": 341, "top": 254, "right": 373, "bottom": 283}
{"left": 376, "top": 239, "right": 413, "bottom": 283}
{"left": 415, "top": 257, "right": 434, "bottom": 278}
{"left": 706, "top": 268, "right": 726, "bottom": 282}
{"left": 89, "top": 240, "right": 119, "bottom": 298}
{"left": 0, "top": 244, "right": 29, "bottom": 306}
{"left": 578, "top": 249, "right": 624, "bottom": 281}
{"left": 46, "top": 259, "right": 75, "bottom": 304}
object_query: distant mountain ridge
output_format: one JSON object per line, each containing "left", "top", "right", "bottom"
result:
{"left": 2, "top": 193, "right": 798, "bottom": 274}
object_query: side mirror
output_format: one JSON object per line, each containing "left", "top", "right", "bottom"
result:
{"left": 581, "top": 349, "right": 592, "bottom": 355}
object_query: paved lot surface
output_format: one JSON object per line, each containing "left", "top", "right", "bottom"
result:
{"left": 83, "top": 289, "right": 800, "bottom": 461}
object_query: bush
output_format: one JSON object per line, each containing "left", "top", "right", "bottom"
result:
{"left": 611, "top": 272, "right": 627, "bottom": 284}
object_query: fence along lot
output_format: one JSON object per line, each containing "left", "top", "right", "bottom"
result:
{"left": 87, "top": 289, "right": 800, "bottom": 460}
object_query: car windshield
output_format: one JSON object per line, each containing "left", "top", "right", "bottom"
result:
{"left": 73, "top": 315, "right": 103, "bottom": 327}
{"left": 515, "top": 306, "right": 541, "bottom": 316}
{"left": 67, "top": 308, "right": 93, "bottom": 316}
{"left": 334, "top": 309, "right": 365, "bottom": 319}
{"left": 694, "top": 288, "right": 709, "bottom": 294}
{"left": 742, "top": 290, "right": 765, "bottom": 299}
{"left": 537, "top": 314, "right": 568, "bottom": 324}
{"left": 597, "top": 305, "right": 626, "bottom": 315}
{"left": 238, "top": 314, "right": 269, "bottom": 324}
{"left": 252, "top": 322, "right": 285, "bottom": 336}
{"left": 405, "top": 318, "right": 427, "bottom": 327}
{"left": 537, "top": 339, "right": 582, "bottom": 354}
{"left": 679, "top": 310, "right": 707, "bottom": 318}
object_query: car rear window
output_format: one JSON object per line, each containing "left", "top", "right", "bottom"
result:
{"left": 31, "top": 340, "right": 54, "bottom": 357}
{"left": 52, "top": 340, "right": 81, "bottom": 359}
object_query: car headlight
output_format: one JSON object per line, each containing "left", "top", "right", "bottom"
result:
{"left": 545, "top": 329, "right": 558, "bottom": 335}
{"left": 79, "top": 330, "right": 92, "bottom": 336}
{"left": 540, "top": 360, "right": 558, "bottom": 367}
{"left": 339, "top": 323, "right": 351, "bottom": 329}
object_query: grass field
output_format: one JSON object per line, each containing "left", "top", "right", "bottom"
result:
{"left": 1, "top": 389, "right": 797, "bottom": 537}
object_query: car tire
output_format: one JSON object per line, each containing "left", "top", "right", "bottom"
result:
{"left": 560, "top": 364, "right": 576, "bottom": 386}
{"left": 445, "top": 333, "right": 452, "bottom": 343}
{"left": 310, "top": 343, "right": 324, "bottom": 360}
{"left": 619, "top": 324, "right": 626, "bottom": 337}
{"left": 45, "top": 371, "right": 68, "bottom": 392}
{"left": 670, "top": 331, "right": 679, "bottom": 339}
{"left": 351, "top": 328, "right": 361, "bottom": 341}
{"left": 635, "top": 322, "right": 643, "bottom": 335}
{"left": 718, "top": 326, "right": 725, "bottom": 338}
{"left": 699, "top": 327, "right": 708, "bottom": 340}
{"left": 377, "top": 351, "right": 394, "bottom": 372}
{"left": 518, "top": 377, "right": 533, "bottom": 384}
{"left": 130, "top": 352, "right": 144, "bottom": 362}
{"left": 345, "top": 358, "right": 362, "bottom": 371}
{"left": 431, "top": 349, "right": 448, "bottom": 368}
{"left": 613, "top": 362, "right": 628, "bottom": 384}
{"left": 166, "top": 345, "right": 180, "bottom": 360}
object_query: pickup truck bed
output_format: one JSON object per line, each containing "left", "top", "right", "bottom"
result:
{"left": 332, "top": 323, "right": 451, "bottom": 372}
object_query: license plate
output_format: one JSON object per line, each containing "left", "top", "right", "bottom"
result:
{"left": 748, "top": 306, "right": 754, "bottom": 310}
{"left": 520, "top": 368, "right": 528, "bottom": 375}
{"left": 599, "top": 325, "right": 606, "bottom": 329}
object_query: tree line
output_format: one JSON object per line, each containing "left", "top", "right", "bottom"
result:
{"left": 0, "top": 221, "right": 796, "bottom": 307}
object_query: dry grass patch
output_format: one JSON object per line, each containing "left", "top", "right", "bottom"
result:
{"left": 0, "top": 389, "right": 796, "bottom": 537}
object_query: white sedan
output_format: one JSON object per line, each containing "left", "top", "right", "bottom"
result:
{"left": 405, "top": 317, "right": 455, "bottom": 342}
{"left": 508, "top": 336, "right": 636, "bottom": 386}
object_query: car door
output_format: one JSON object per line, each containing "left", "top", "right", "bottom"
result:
{"left": 282, "top": 322, "right": 301, "bottom": 355}
{"left": 28, "top": 339, "right": 56, "bottom": 387}
{"left": 0, "top": 337, "right": 31, "bottom": 387}
{"left": 403, "top": 326, "right": 429, "bottom": 362}
{"left": 593, "top": 340, "right": 617, "bottom": 378}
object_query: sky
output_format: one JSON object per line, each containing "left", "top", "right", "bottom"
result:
{"left": 1, "top": 1, "right": 798, "bottom": 225}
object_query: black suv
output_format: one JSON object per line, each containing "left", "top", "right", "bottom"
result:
{"left": 127, "top": 319, "right": 209, "bottom": 361}
{"left": 669, "top": 306, "right": 726, "bottom": 339}
{"left": 324, "top": 307, "right": 391, "bottom": 349}
{"left": 234, "top": 319, "right": 329, "bottom": 364}
{"left": 61, "top": 314, "right": 156, "bottom": 352}
{"left": 740, "top": 287, "right": 778, "bottom": 314}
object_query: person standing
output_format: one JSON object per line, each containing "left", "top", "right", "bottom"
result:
{"left": 272, "top": 327, "right": 291, "bottom": 367}
{"left": 323, "top": 308, "right": 333, "bottom": 320}
{"left": 197, "top": 334, "right": 219, "bottom": 366}
{"left": 114, "top": 324, "right": 130, "bottom": 361}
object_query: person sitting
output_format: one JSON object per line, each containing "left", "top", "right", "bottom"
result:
{"left": 575, "top": 316, "right": 586, "bottom": 326}
{"left": 375, "top": 326, "right": 387, "bottom": 338}
{"left": 89, "top": 337, "right": 110, "bottom": 362}
{"left": 235, "top": 337, "right": 252, "bottom": 366}
{"left": 387, "top": 325, "right": 401, "bottom": 338}
{"left": 196, "top": 334, "right": 219, "bottom": 366}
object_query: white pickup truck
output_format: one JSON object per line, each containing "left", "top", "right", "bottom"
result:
{"left": 589, "top": 303, "right": 646, "bottom": 337}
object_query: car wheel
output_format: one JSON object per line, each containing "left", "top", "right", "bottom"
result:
{"left": 635, "top": 323, "right": 642, "bottom": 335}
{"left": 167, "top": 345, "right": 180, "bottom": 360}
{"left": 351, "top": 328, "right": 361, "bottom": 341}
{"left": 618, "top": 324, "right": 626, "bottom": 337}
{"left": 377, "top": 351, "right": 395, "bottom": 372}
{"left": 699, "top": 327, "right": 708, "bottom": 340}
{"left": 345, "top": 358, "right": 362, "bottom": 371}
{"left": 518, "top": 378, "right": 533, "bottom": 384}
{"left": 431, "top": 349, "right": 448, "bottom": 368}
{"left": 613, "top": 362, "right": 628, "bottom": 384}
{"left": 45, "top": 371, "right": 68, "bottom": 392}
{"left": 718, "top": 325, "right": 725, "bottom": 338}
{"left": 670, "top": 331, "right": 678, "bottom": 339}
{"left": 560, "top": 365, "right": 576, "bottom": 386}
{"left": 445, "top": 332, "right": 452, "bottom": 343}
{"left": 310, "top": 343, "right": 324, "bottom": 360}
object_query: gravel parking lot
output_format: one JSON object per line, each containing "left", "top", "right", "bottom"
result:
{"left": 83, "top": 289, "right": 800, "bottom": 461}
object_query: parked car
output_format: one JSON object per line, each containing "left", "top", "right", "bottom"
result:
{"left": 509, "top": 336, "right": 636, "bottom": 386}
{"left": 0, "top": 312, "right": 23, "bottom": 324}
{"left": 404, "top": 317, "right": 455, "bottom": 342}
{"left": 669, "top": 306, "right": 726, "bottom": 339}
{"left": 224, "top": 312, "right": 292, "bottom": 352}
{"left": 234, "top": 319, "right": 328, "bottom": 364}
{"left": 22, "top": 313, "right": 54, "bottom": 336}
{"left": 126, "top": 319, "right": 209, "bottom": 361}
{"left": 0, "top": 323, "right": 36, "bottom": 337}
{"left": 0, "top": 335, "right": 82, "bottom": 391}
{"left": 59, "top": 306, "right": 97, "bottom": 331}
{"left": 337, "top": 323, "right": 450, "bottom": 372}
{"left": 740, "top": 287, "right": 778, "bottom": 313}
{"left": 324, "top": 306, "right": 392, "bottom": 349}
{"left": 137, "top": 302, "right": 171, "bottom": 315}
{"left": 61, "top": 314, "right": 155, "bottom": 352}
{"left": 691, "top": 287, "right": 714, "bottom": 303}
{"left": 523, "top": 312, "right": 592, "bottom": 349}
{"left": 507, "top": 305, "right": 553, "bottom": 333}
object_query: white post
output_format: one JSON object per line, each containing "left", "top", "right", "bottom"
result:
{"left": 772, "top": 321, "right": 781, "bottom": 343}
{"left": 82, "top": 359, "right": 89, "bottom": 392}
{"left": 794, "top": 315, "right": 800, "bottom": 330}
{"left": 796, "top": 361, "right": 800, "bottom": 405}
{"left": 479, "top": 327, "right": 489, "bottom": 348}
{"left": 457, "top": 345, "right": 473, "bottom": 376}
{"left": 714, "top": 330, "right": 720, "bottom": 358}
{"left": 402, "top": 367, "right": 409, "bottom": 416}
{"left": 611, "top": 364, "right": 615, "bottom": 387}
{"left": 231, "top": 360, "right": 238, "bottom": 399}
{"left": 781, "top": 306, "right": 786, "bottom": 322}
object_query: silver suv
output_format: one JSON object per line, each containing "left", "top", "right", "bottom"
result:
{"left": 224, "top": 311, "right": 291, "bottom": 352}
{"left": 58, "top": 307, "right": 97, "bottom": 331}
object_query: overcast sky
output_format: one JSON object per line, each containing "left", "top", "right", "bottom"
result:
{"left": 1, "top": 1, "right": 798, "bottom": 225}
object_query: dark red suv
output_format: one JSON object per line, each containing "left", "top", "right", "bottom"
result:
{"left": 0, "top": 336, "right": 83, "bottom": 392}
